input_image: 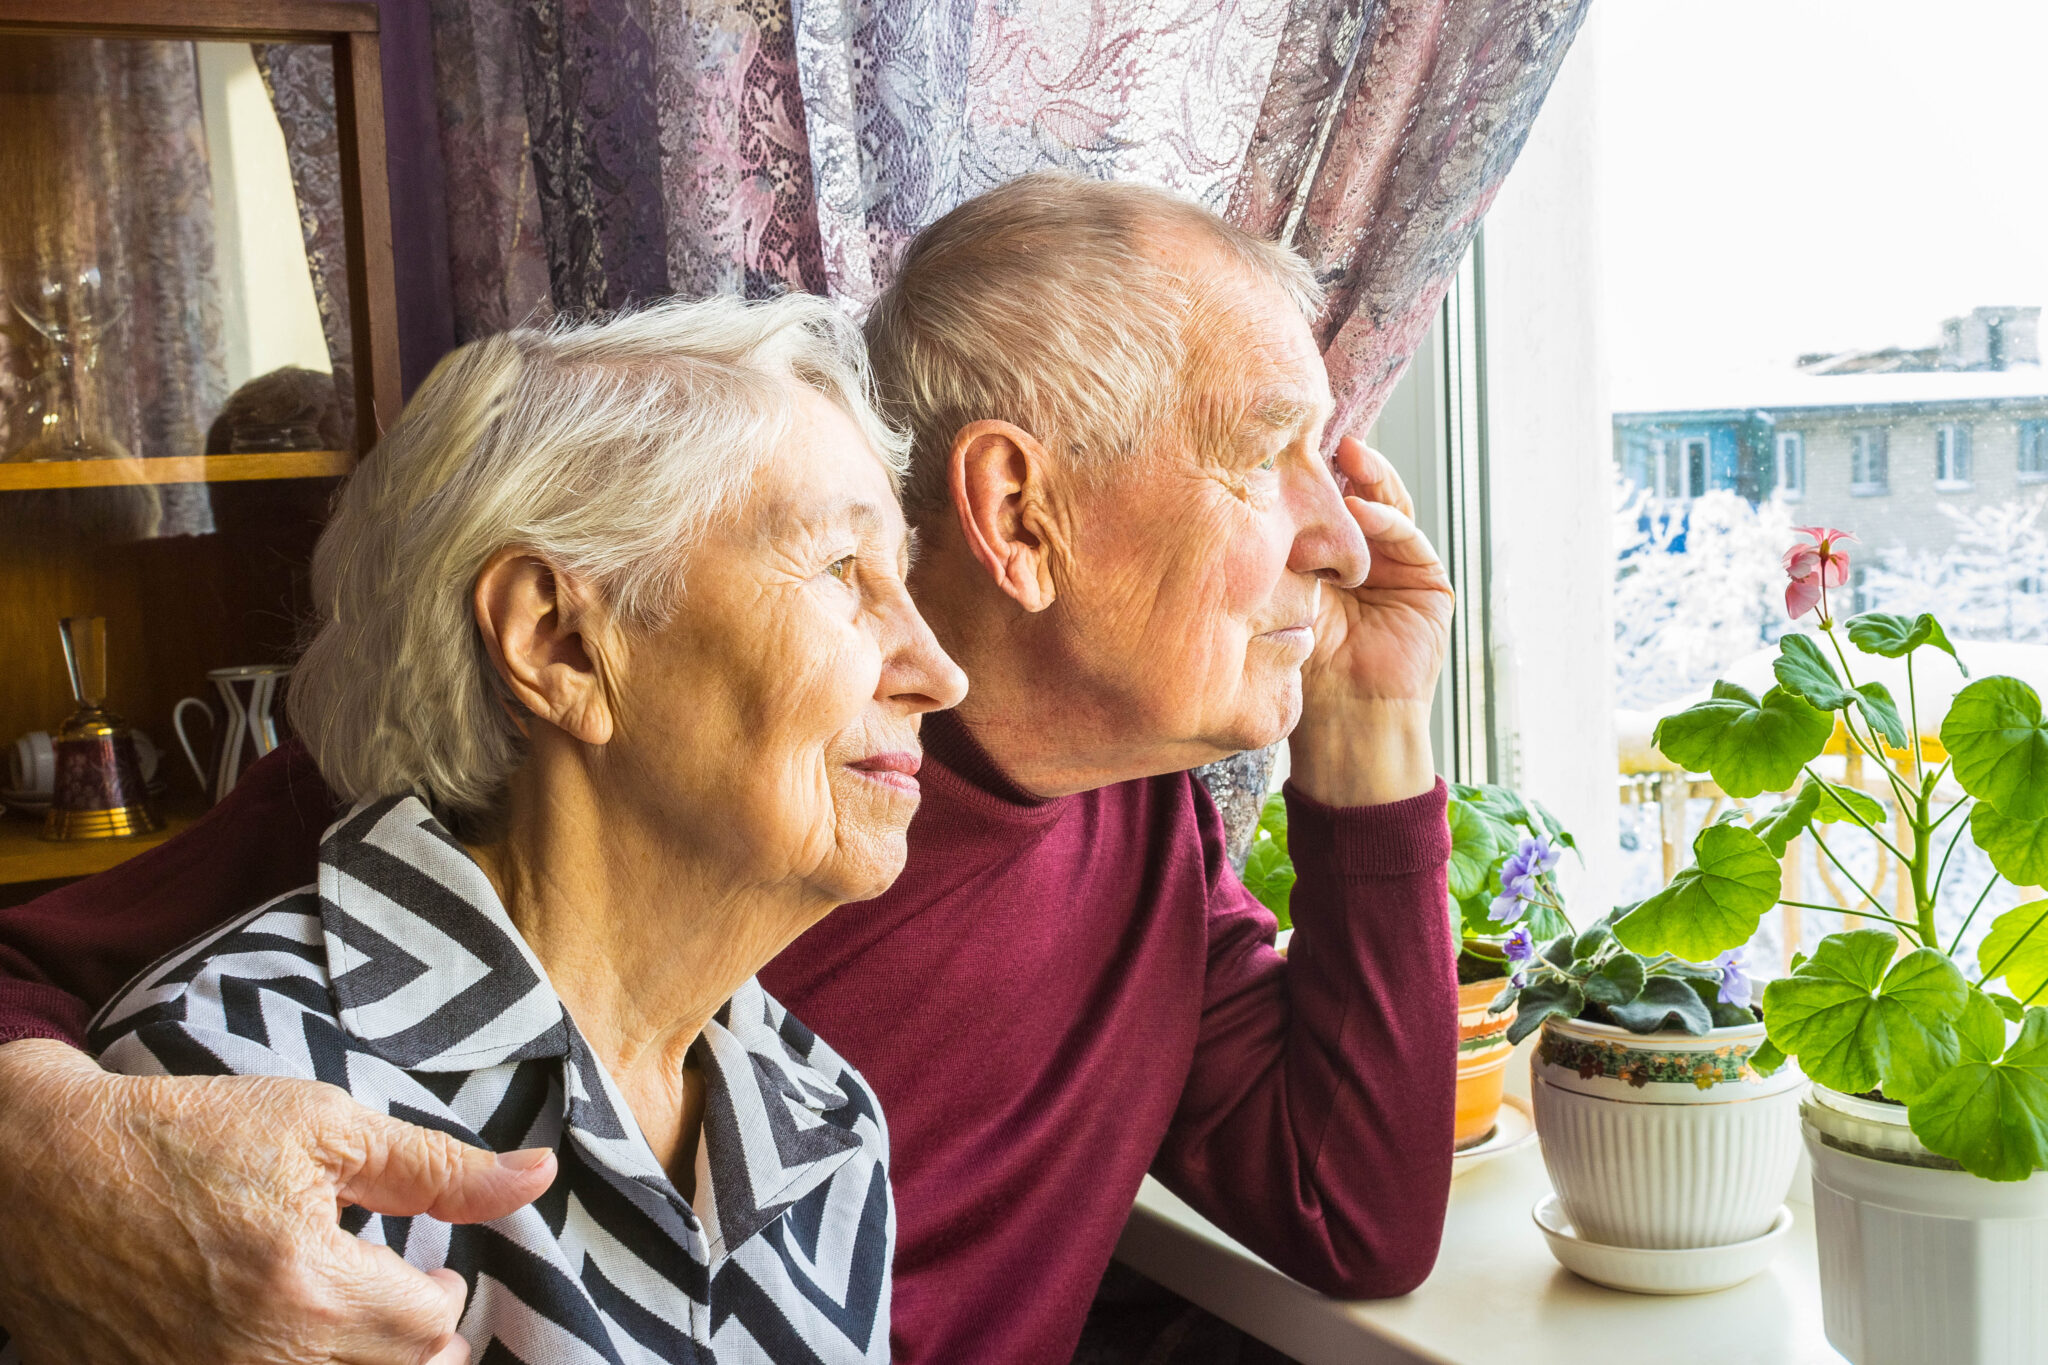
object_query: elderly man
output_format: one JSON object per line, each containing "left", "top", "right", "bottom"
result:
{"left": 0, "top": 173, "right": 1455, "bottom": 1365}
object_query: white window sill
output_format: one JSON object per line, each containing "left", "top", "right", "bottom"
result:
{"left": 1850, "top": 483, "right": 1889, "bottom": 497}
{"left": 2020, "top": 471, "right": 2048, "bottom": 485}
{"left": 1935, "top": 480, "right": 1973, "bottom": 493}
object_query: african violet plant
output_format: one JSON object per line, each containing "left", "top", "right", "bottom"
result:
{"left": 1592, "top": 525, "right": 2048, "bottom": 1183}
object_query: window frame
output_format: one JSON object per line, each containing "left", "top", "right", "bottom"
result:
{"left": 1934, "top": 421, "right": 1973, "bottom": 491}
{"left": 2020, "top": 421, "right": 2048, "bottom": 484}
{"left": 1775, "top": 430, "right": 1805, "bottom": 500}
{"left": 1850, "top": 427, "right": 1890, "bottom": 496}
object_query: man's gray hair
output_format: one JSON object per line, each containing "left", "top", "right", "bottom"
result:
{"left": 863, "top": 171, "right": 1322, "bottom": 513}
{"left": 292, "top": 293, "right": 905, "bottom": 824}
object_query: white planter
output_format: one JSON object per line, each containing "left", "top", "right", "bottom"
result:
{"left": 1805, "top": 1085, "right": 2048, "bottom": 1365}
{"left": 1531, "top": 1015, "right": 1805, "bottom": 1249}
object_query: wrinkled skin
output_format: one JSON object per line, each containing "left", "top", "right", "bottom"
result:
{"left": 0, "top": 1040, "right": 556, "bottom": 1365}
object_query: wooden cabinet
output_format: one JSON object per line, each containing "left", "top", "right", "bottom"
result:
{"left": 0, "top": 0, "right": 396, "bottom": 888}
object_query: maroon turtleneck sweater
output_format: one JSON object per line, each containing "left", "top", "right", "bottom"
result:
{"left": 0, "top": 713, "right": 1455, "bottom": 1364}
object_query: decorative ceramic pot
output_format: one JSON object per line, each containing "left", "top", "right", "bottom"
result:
{"left": 1804, "top": 1085, "right": 2048, "bottom": 1365}
{"left": 1455, "top": 978, "right": 1515, "bottom": 1150}
{"left": 1531, "top": 1015, "right": 1805, "bottom": 1249}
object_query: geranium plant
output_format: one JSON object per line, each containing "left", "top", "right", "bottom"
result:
{"left": 1604, "top": 524, "right": 2048, "bottom": 1182}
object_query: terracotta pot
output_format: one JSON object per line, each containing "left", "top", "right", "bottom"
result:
{"left": 1455, "top": 977, "right": 1515, "bottom": 1150}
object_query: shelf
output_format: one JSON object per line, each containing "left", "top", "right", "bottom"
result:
{"left": 0, "top": 449, "right": 352, "bottom": 492}
{"left": 0, "top": 803, "right": 202, "bottom": 884}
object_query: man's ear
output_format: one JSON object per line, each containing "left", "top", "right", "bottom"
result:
{"left": 472, "top": 549, "right": 618, "bottom": 747}
{"left": 949, "top": 419, "right": 1061, "bottom": 613}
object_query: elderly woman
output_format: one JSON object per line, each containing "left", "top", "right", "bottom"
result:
{"left": 78, "top": 296, "right": 965, "bottom": 1363}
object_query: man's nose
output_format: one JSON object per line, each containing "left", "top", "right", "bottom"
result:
{"left": 1285, "top": 457, "right": 1371, "bottom": 589}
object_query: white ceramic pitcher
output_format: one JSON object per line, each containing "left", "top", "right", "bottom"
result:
{"left": 173, "top": 665, "right": 288, "bottom": 804}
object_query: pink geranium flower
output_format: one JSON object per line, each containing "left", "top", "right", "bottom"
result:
{"left": 1783, "top": 526, "right": 1855, "bottom": 620}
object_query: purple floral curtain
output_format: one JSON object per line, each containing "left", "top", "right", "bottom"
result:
{"left": 260, "top": 0, "right": 1588, "bottom": 853}
{"left": 254, "top": 43, "right": 358, "bottom": 449}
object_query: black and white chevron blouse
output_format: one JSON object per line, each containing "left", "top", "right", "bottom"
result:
{"left": 67, "top": 796, "right": 893, "bottom": 1365}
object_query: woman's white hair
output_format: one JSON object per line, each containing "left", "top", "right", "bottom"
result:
{"left": 291, "top": 292, "right": 905, "bottom": 826}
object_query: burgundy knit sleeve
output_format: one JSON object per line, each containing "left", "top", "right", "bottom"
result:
{"left": 0, "top": 743, "right": 333, "bottom": 1047}
{"left": 1149, "top": 777, "right": 1457, "bottom": 1299}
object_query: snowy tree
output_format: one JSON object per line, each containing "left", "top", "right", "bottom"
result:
{"left": 1862, "top": 494, "right": 2048, "bottom": 643}
{"left": 1612, "top": 469, "right": 1793, "bottom": 710}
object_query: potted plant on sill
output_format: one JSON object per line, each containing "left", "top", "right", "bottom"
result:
{"left": 1607, "top": 525, "right": 2048, "bottom": 1365}
{"left": 1244, "top": 781, "right": 1577, "bottom": 1151}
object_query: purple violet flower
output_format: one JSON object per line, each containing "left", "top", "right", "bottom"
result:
{"left": 1714, "top": 948, "right": 1753, "bottom": 1009}
{"left": 1505, "top": 924, "right": 1536, "bottom": 987}
{"left": 1489, "top": 835, "right": 1560, "bottom": 924}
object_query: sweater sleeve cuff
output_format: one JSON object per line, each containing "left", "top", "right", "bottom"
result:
{"left": 0, "top": 982, "right": 91, "bottom": 1050}
{"left": 1282, "top": 777, "right": 1450, "bottom": 879}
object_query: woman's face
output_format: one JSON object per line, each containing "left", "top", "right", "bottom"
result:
{"left": 607, "top": 389, "right": 967, "bottom": 906}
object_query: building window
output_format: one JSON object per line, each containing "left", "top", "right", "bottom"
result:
{"left": 1775, "top": 432, "right": 1805, "bottom": 500}
{"left": 1850, "top": 428, "right": 1889, "bottom": 495}
{"left": 2021, "top": 422, "right": 2048, "bottom": 483}
{"left": 1851, "top": 565, "right": 1870, "bottom": 614}
{"left": 1681, "top": 436, "right": 1709, "bottom": 498}
{"left": 1935, "top": 422, "right": 1973, "bottom": 489}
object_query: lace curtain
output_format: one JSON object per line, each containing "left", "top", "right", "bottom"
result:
{"left": 263, "top": 0, "right": 1589, "bottom": 853}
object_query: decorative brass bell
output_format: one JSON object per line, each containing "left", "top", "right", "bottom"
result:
{"left": 43, "top": 616, "right": 159, "bottom": 840}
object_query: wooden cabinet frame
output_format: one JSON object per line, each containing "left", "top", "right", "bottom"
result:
{"left": 0, "top": 0, "right": 401, "bottom": 451}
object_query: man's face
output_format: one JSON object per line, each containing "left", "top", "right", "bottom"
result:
{"left": 1047, "top": 271, "right": 1369, "bottom": 770}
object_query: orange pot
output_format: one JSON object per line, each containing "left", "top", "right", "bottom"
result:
{"left": 1455, "top": 977, "right": 1516, "bottom": 1150}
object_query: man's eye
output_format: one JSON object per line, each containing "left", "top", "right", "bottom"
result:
{"left": 827, "top": 556, "right": 854, "bottom": 580}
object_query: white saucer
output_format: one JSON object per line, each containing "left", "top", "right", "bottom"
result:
{"left": 1532, "top": 1194, "right": 1791, "bottom": 1295}
{"left": 0, "top": 788, "right": 50, "bottom": 816}
{"left": 1452, "top": 1093, "right": 1535, "bottom": 1178}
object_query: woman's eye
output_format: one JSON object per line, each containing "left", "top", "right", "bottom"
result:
{"left": 1257, "top": 454, "right": 1278, "bottom": 472}
{"left": 827, "top": 556, "right": 854, "bottom": 581}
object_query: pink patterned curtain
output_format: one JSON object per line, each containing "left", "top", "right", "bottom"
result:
{"left": 412, "top": 0, "right": 1586, "bottom": 434}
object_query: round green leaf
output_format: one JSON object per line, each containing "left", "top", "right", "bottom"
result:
{"left": 1506, "top": 979, "right": 1584, "bottom": 1045}
{"left": 1814, "top": 781, "right": 1887, "bottom": 827}
{"left": 1614, "top": 823, "right": 1782, "bottom": 960}
{"left": 1775, "top": 634, "right": 1854, "bottom": 711}
{"left": 1972, "top": 806, "right": 2048, "bottom": 889}
{"left": 1604, "top": 974, "right": 1712, "bottom": 1034}
{"left": 1754, "top": 781, "right": 1822, "bottom": 856}
{"left": 1942, "top": 676, "right": 2048, "bottom": 821}
{"left": 1654, "top": 682, "right": 1835, "bottom": 799}
{"left": 1976, "top": 900, "right": 2048, "bottom": 1004}
{"left": 1448, "top": 799, "right": 1509, "bottom": 900}
{"left": 1581, "top": 952, "right": 1647, "bottom": 1009}
{"left": 1847, "top": 611, "right": 1968, "bottom": 674}
{"left": 1762, "top": 932, "right": 1967, "bottom": 1100}
{"left": 1909, "top": 1001, "right": 2048, "bottom": 1181}
{"left": 1852, "top": 681, "right": 1910, "bottom": 750}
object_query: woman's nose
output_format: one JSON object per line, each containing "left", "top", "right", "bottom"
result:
{"left": 883, "top": 603, "right": 969, "bottom": 713}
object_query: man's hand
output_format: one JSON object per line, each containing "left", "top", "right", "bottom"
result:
{"left": 0, "top": 1039, "right": 557, "bottom": 1365}
{"left": 1291, "top": 436, "right": 1454, "bottom": 807}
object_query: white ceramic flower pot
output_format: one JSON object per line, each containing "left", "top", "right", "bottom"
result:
{"left": 1531, "top": 1015, "right": 1805, "bottom": 1249}
{"left": 1804, "top": 1085, "right": 2048, "bottom": 1365}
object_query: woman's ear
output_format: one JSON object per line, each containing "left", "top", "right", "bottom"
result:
{"left": 949, "top": 420, "right": 1063, "bottom": 613}
{"left": 473, "top": 549, "right": 617, "bottom": 746}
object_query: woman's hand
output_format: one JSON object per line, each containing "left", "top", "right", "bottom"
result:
{"left": 0, "top": 1040, "right": 556, "bottom": 1365}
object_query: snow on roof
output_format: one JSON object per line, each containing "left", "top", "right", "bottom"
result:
{"left": 1615, "top": 364, "right": 2048, "bottom": 419}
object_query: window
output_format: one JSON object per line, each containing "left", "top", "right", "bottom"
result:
{"left": 2021, "top": 422, "right": 2048, "bottom": 483}
{"left": 1681, "top": 436, "right": 1708, "bottom": 498}
{"left": 1850, "top": 429, "right": 1889, "bottom": 495}
{"left": 1775, "top": 432, "right": 1805, "bottom": 499}
{"left": 1935, "top": 423, "right": 1973, "bottom": 489}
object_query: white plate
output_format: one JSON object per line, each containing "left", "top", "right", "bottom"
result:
{"left": 1532, "top": 1193, "right": 1791, "bottom": 1295}
{"left": 1452, "top": 1093, "right": 1535, "bottom": 1177}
